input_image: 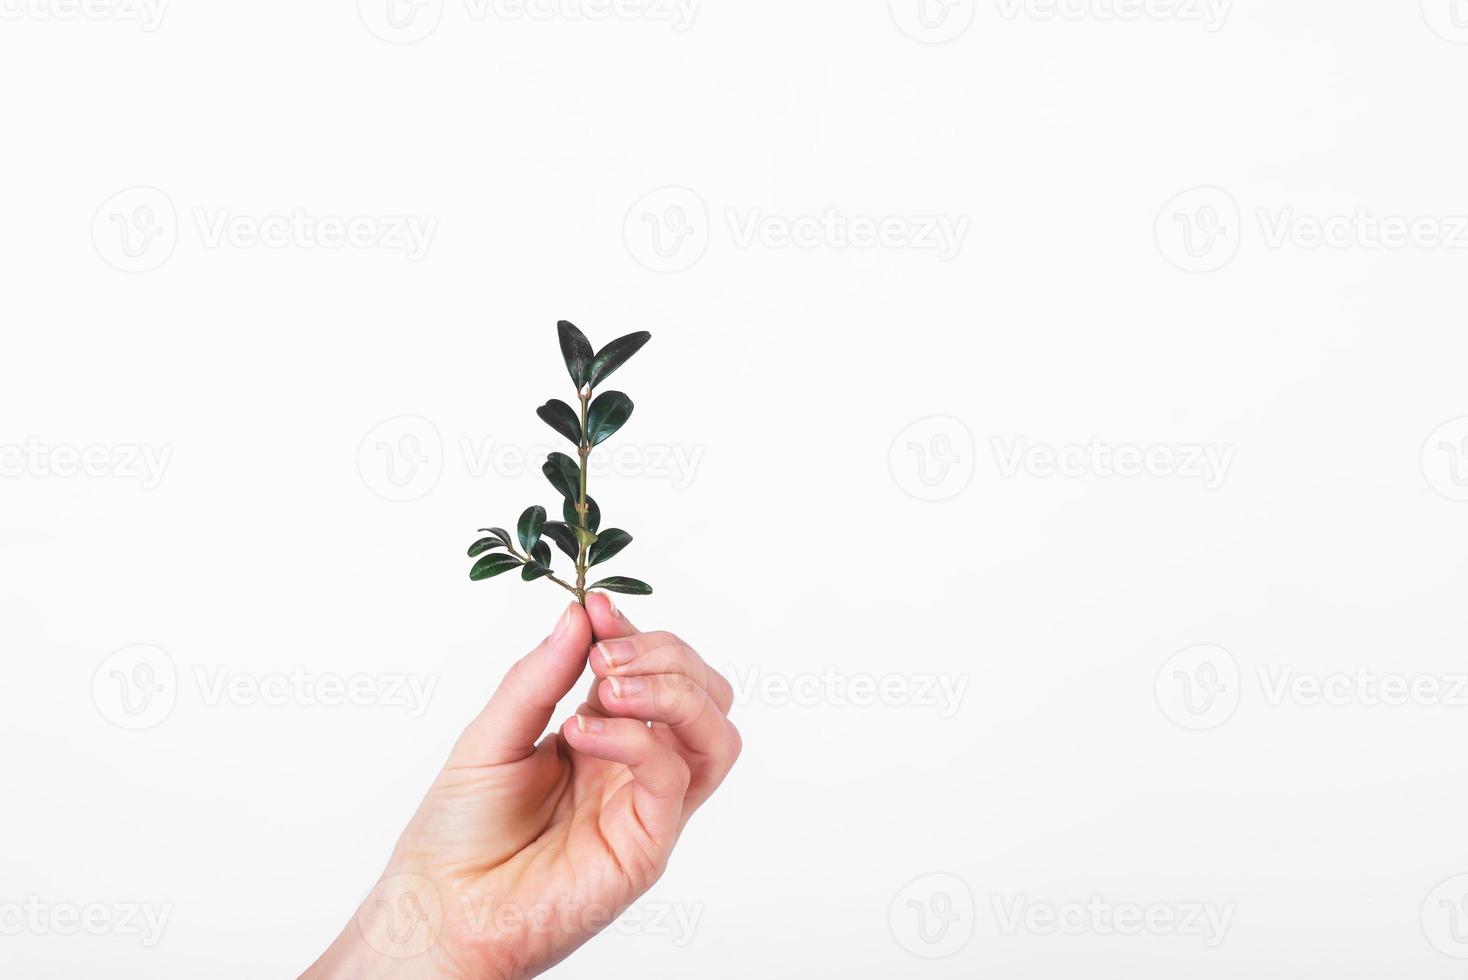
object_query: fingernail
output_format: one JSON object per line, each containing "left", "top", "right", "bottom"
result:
{"left": 603, "top": 593, "right": 620, "bottom": 619}
{"left": 551, "top": 604, "right": 572, "bottom": 641}
{"left": 597, "top": 639, "right": 636, "bottom": 670}
{"left": 576, "top": 714, "right": 605, "bottom": 733}
{"left": 610, "top": 675, "right": 646, "bottom": 698}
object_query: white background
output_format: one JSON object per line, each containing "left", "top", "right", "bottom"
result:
{"left": 4, "top": 0, "right": 1468, "bottom": 977}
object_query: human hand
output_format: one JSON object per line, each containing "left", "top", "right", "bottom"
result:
{"left": 301, "top": 593, "right": 741, "bottom": 980}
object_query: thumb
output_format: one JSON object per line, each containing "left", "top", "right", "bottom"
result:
{"left": 449, "top": 601, "right": 591, "bottom": 767}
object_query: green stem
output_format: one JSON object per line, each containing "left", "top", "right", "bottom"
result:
{"left": 505, "top": 541, "right": 579, "bottom": 597}
{"left": 574, "top": 386, "right": 591, "bottom": 605}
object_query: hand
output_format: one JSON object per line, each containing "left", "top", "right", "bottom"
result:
{"left": 301, "top": 593, "right": 741, "bottom": 980}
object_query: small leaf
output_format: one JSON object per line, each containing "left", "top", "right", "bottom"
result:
{"left": 517, "top": 505, "right": 546, "bottom": 552}
{"left": 521, "top": 561, "right": 554, "bottom": 582}
{"left": 531, "top": 541, "right": 553, "bottom": 567}
{"left": 588, "top": 331, "right": 651, "bottom": 390}
{"left": 467, "top": 537, "right": 508, "bottom": 558}
{"left": 586, "top": 392, "right": 634, "bottom": 447}
{"left": 542, "top": 453, "right": 581, "bottom": 501}
{"left": 477, "top": 527, "right": 513, "bottom": 547}
{"left": 557, "top": 320, "right": 594, "bottom": 389}
{"left": 541, "top": 522, "right": 580, "bottom": 561}
{"left": 574, "top": 526, "right": 599, "bottom": 550}
{"left": 536, "top": 399, "right": 582, "bottom": 446}
{"left": 564, "top": 495, "right": 601, "bottom": 533}
{"left": 588, "top": 528, "right": 632, "bottom": 567}
{"left": 589, "top": 576, "right": 653, "bottom": 596}
{"left": 470, "top": 553, "right": 522, "bottom": 581}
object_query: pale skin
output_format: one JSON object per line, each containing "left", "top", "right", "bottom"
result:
{"left": 301, "top": 592, "right": 741, "bottom": 980}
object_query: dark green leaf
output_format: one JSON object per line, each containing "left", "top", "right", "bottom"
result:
{"left": 563, "top": 495, "right": 601, "bottom": 533}
{"left": 588, "top": 529, "right": 632, "bottom": 567}
{"left": 531, "top": 541, "right": 553, "bottom": 567}
{"left": 542, "top": 452, "right": 581, "bottom": 501}
{"left": 470, "top": 553, "right": 522, "bottom": 581}
{"left": 477, "top": 527, "right": 513, "bottom": 547}
{"left": 467, "top": 536, "right": 508, "bottom": 558}
{"left": 521, "top": 561, "right": 554, "bottom": 582}
{"left": 588, "top": 331, "right": 651, "bottom": 390}
{"left": 517, "top": 505, "right": 546, "bottom": 552}
{"left": 557, "top": 320, "right": 594, "bottom": 390}
{"left": 541, "top": 522, "right": 580, "bottom": 561}
{"left": 536, "top": 399, "right": 582, "bottom": 446}
{"left": 586, "top": 392, "right": 634, "bottom": 447}
{"left": 589, "top": 576, "right": 653, "bottom": 595}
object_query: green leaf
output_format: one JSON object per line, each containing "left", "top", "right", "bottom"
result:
{"left": 477, "top": 527, "right": 513, "bottom": 547}
{"left": 531, "top": 541, "right": 553, "bottom": 567}
{"left": 557, "top": 320, "right": 594, "bottom": 390}
{"left": 586, "top": 392, "right": 634, "bottom": 447}
{"left": 536, "top": 399, "right": 582, "bottom": 446}
{"left": 589, "top": 576, "right": 653, "bottom": 595}
{"left": 470, "top": 553, "right": 522, "bottom": 581}
{"left": 563, "top": 495, "right": 601, "bottom": 533}
{"left": 517, "top": 505, "right": 546, "bottom": 552}
{"left": 521, "top": 561, "right": 554, "bottom": 582}
{"left": 588, "top": 331, "right": 651, "bottom": 390}
{"left": 467, "top": 536, "right": 508, "bottom": 558}
{"left": 541, "top": 522, "right": 580, "bottom": 561}
{"left": 588, "top": 528, "right": 632, "bottom": 567}
{"left": 542, "top": 453, "right": 581, "bottom": 501}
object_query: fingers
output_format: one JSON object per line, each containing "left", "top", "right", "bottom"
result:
{"left": 560, "top": 714, "right": 690, "bottom": 845}
{"left": 597, "top": 673, "right": 741, "bottom": 805}
{"left": 584, "top": 590, "right": 637, "bottom": 641}
{"left": 591, "top": 631, "right": 735, "bottom": 714}
{"left": 449, "top": 603, "right": 591, "bottom": 767}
